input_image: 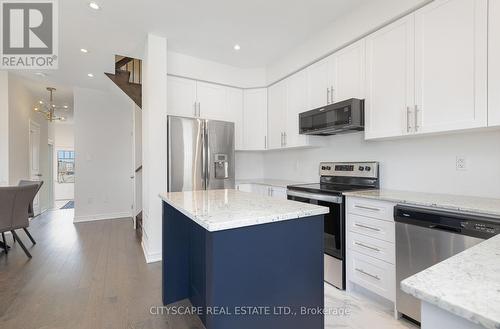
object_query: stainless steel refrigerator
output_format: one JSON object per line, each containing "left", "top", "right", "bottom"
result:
{"left": 167, "top": 115, "right": 235, "bottom": 192}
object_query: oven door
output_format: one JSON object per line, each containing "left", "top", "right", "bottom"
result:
{"left": 286, "top": 190, "right": 344, "bottom": 260}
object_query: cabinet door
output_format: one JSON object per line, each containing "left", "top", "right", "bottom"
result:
{"left": 285, "top": 70, "right": 309, "bottom": 147}
{"left": 333, "top": 40, "right": 366, "bottom": 102}
{"left": 365, "top": 15, "right": 415, "bottom": 139}
{"left": 489, "top": 0, "right": 500, "bottom": 126}
{"left": 414, "top": 0, "right": 488, "bottom": 134}
{"left": 267, "top": 80, "right": 287, "bottom": 149}
{"left": 226, "top": 87, "right": 244, "bottom": 149}
{"left": 167, "top": 76, "right": 197, "bottom": 117}
{"left": 270, "top": 187, "right": 287, "bottom": 199}
{"left": 307, "top": 55, "right": 335, "bottom": 109}
{"left": 243, "top": 89, "right": 268, "bottom": 150}
{"left": 196, "top": 81, "right": 227, "bottom": 121}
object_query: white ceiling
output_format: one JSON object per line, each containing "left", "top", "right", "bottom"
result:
{"left": 15, "top": 0, "right": 369, "bottom": 91}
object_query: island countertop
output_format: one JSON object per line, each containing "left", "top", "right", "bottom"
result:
{"left": 401, "top": 234, "right": 500, "bottom": 329}
{"left": 159, "top": 189, "right": 329, "bottom": 232}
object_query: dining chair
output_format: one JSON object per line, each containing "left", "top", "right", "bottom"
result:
{"left": 18, "top": 180, "right": 44, "bottom": 244}
{"left": 0, "top": 185, "right": 39, "bottom": 258}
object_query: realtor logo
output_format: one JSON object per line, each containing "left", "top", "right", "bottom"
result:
{"left": 1, "top": 0, "right": 58, "bottom": 69}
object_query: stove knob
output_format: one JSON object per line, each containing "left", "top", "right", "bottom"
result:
{"left": 326, "top": 166, "right": 331, "bottom": 170}
{"left": 358, "top": 166, "right": 364, "bottom": 171}
{"left": 321, "top": 166, "right": 326, "bottom": 170}
{"left": 365, "top": 166, "right": 371, "bottom": 171}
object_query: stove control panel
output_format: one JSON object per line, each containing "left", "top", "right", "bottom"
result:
{"left": 320, "top": 162, "right": 379, "bottom": 178}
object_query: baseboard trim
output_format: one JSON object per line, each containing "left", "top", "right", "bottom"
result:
{"left": 73, "top": 212, "right": 132, "bottom": 223}
{"left": 141, "top": 232, "right": 162, "bottom": 263}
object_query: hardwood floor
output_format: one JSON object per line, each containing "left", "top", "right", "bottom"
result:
{"left": 0, "top": 209, "right": 415, "bottom": 329}
{"left": 0, "top": 209, "right": 203, "bottom": 329}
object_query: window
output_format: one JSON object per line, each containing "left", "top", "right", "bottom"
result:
{"left": 57, "top": 150, "right": 75, "bottom": 183}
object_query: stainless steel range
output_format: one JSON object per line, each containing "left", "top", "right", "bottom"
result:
{"left": 287, "top": 162, "right": 379, "bottom": 290}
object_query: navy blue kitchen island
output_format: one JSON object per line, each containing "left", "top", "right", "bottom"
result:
{"left": 160, "top": 189, "right": 329, "bottom": 329}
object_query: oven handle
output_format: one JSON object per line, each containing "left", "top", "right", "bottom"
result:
{"left": 287, "top": 190, "right": 343, "bottom": 204}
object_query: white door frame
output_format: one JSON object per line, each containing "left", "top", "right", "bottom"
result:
{"left": 29, "top": 120, "right": 42, "bottom": 215}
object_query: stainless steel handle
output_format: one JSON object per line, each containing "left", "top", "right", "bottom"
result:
{"left": 327, "top": 88, "right": 330, "bottom": 105}
{"left": 354, "top": 223, "right": 381, "bottom": 232}
{"left": 354, "top": 204, "right": 381, "bottom": 212}
{"left": 264, "top": 136, "right": 267, "bottom": 149}
{"left": 355, "top": 268, "right": 380, "bottom": 280}
{"left": 280, "top": 132, "right": 284, "bottom": 147}
{"left": 355, "top": 241, "right": 380, "bottom": 252}
{"left": 406, "top": 106, "right": 412, "bottom": 133}
{"left": 283, "top": 132, "right": 286, "bottom": 147}
{"left": 35, "top": 174, "right": 43, "bottom": 177}
{"left": 286, "top": 189, "right": 343, "bottom": 204}
{"left": 194, "top": 102, "right": 197, "bottom": 116}
{"left": 414, "top": 105, "right": 420, "bottom": 132}
{"left": 330, "top": 86, "right": 334, "bottom": 104}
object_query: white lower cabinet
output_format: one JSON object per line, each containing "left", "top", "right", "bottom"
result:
{"left": 346, "top": 197, "right": 396, "bottom": 303}
{"left": 235, "top": 183, "right": 287, "bottom": 199}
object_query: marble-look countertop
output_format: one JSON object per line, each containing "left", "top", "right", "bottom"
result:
{"left": 401, "top": 234, "right": 500, "bottom": 329}
{"left": 236, "top": 178, "right": 306, "bottom": 189}
{"left": 343, "top": 189, "right": 500, "bottom": 217}
{"left": 159, "top": 189, "right": 329, "bottom": 232}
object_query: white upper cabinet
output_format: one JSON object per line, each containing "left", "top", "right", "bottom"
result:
{"left": 167, "top": 76, "right": 197, "bottom": 117}
{"left": 267, "top": 80, "right": 287, "bottom": 149}
{"left": 489, "top": 0, "right": 500, "bottom": 126}
{"left": 243, "top": 88, "right": 268, "bottom": 151}
{"left": 307, "top": 55, "right": 335, "bottom": 109}
{"left": 226, "top": 87, "right": 244, "bottom": 150}
{"left": 285, "top": 70, "right": 309, "bottom": 148}
{"left": 196, "top": 81, "right": 227, "bottom": 121}
{"left": 414, "top": 0, "right": 488, "bottom": 134}
{"left": 365, "top": 14, "right": 415, "bottom": 139}
{"left": 333, "top": 40, "right": 366, "bottom": 102}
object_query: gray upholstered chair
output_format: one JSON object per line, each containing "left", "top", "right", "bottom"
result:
{"left": 0, "top": 184, "right": 39, "bottom": 258}
{"left": 18, "top": 180, "right": 43, "bottom": 244}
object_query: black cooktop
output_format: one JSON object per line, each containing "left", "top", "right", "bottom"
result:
{"left": 287, "top": 183, "right": 373, "bottom": 195}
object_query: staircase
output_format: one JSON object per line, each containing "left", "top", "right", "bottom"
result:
{"left": 105, "top": 56, "right": 142, "bottom": 108}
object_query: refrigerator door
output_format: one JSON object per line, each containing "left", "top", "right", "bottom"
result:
{"left": 167, "top": 116, "right": 205, "bottom": 192}
{"left": 205, "top": 120, "right": 235, "bottom": 190}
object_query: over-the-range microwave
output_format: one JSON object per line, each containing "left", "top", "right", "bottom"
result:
{"left": 299, "top": 98, "right": 365, "bottom": 136}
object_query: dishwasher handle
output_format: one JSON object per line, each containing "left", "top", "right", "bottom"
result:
{"left": 428, "top": 224, "right": 461, "bottom": 233}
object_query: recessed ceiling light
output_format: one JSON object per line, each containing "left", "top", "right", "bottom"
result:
{"left": 61, "top": 117, "right": 66, "bottom": 121}
{"left": 80, "top": 48, "right": 88, "bottom": 53}
{"left": 233, "top": 44, "right": 241, "bottom": 51}
{"left": 89, "top": 2, "right": 100, "bottom": 10}
{"left": 63, "top": 105, "right": 68, "bottom": 109}
{"left": 39, "top": 100, "right": 43, "bottom": 104}
{"left": 87, "top": 73, "right": 94, "bottom": 78}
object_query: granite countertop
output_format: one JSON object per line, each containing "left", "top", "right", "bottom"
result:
{"left": 343, "top": 189, "right": 500, "bottom": 217}
{"left": 236, "top": 178, "right": 306, "bottom": 189}
{"left": 159, "top": 189, "right": 329, "bottom": 232}
{"left": 401, "top": 234, "right": 500, "bottom": 329}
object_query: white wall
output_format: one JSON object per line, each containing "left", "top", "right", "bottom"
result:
{"left": 52, "top": 123, "right": 75, "bottom": 201}
{"left": 7, "top": 74, "right": 50, "bottom": 210}
{"left": 168, "top": 51, "right": 266, "bottom": 88}
{"left": 73, "top": 87, "right": 134, "bottom": 222}
{"left": 133, "top": 105, "right": 142, "bottom": 218}
{"left": 0, "top": 71, "right": 8, "bottom": 185}
{"left": 262, "top": 130, "right": 500, "bottom": 198}
{"left": 266, "top": 0, "right": 430, "bottom": 84}
{"left": 142, "top": 34, "right": 168, "bottom": 263}
{"left": 235, "top": 152, "right": 265, "bottom": 180}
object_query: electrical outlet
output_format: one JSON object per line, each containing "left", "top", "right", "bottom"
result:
{"left": 456, "top": 156, "right": 467, "bottom": 171}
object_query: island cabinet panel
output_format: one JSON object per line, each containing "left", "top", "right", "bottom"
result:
{"left": 162, "top": 202, "right": 325, "bottom": 329}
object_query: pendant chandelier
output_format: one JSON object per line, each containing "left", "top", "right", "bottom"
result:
{"left": 33, "top": 87, "right": 69, "bottom": 122}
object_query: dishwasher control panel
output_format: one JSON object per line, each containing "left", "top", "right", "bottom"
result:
{"left": 461, "top": 221, "right": 500, "bottom": 235}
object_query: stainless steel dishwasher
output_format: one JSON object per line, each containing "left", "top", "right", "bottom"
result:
{"left": 394, "top": 205, "right": 500, "bottom": 323}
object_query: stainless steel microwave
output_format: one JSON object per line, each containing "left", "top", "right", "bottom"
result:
{"left": 299, "top": 98, "right": 365, "bottom": 135}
